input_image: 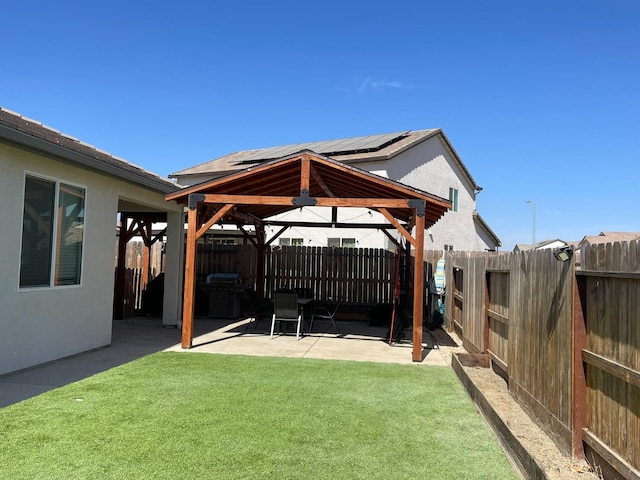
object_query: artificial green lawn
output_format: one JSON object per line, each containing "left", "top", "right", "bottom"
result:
{"left": 0, "top": 353, "right": 517, "bottom": 479}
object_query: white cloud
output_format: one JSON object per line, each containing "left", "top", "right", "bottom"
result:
{"left": 356, "top": 77, "right": 407, "bottom": 95}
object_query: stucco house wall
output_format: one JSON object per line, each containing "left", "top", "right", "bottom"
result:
{"left": 382, "top": 135, "right": 490, "bottom": 252}
{"left": 0, "top": 136, "right": 183, "bottom": 375}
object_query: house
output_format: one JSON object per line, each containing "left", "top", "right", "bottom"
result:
{"left": 170, "top": 129, "right": 501, "bottom": 252}
{"left": 513, "top": 238, "right": 570, "bottom": 252}
{"left": 0, "top": 107, "right": 185, "bottom": 375}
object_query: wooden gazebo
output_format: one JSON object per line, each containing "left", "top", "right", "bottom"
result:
{"left": 165, "top": 151, "right": 450, "bottom": 361}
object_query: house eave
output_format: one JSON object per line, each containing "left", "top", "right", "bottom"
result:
{"left": 0, "top": 121, "right": 179, "bottom": 195}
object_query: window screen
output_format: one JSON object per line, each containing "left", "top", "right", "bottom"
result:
{"left": 449, "top": 188, "right": 459, "bottom": 212}
{"left": 54, "top": 184, "right": 85, "bottom": 285}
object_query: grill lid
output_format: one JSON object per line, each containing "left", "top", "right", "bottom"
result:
{"left": 206, "top": 273, "right": 241, "bottom": 284}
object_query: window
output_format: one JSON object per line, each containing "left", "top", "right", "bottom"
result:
{"left": 449, "top": 188, "right": 459, "bottom": 212}
{"left": 279, "top": 238, "right": 303, "bottom": 246}
{"left": 328, "top": 238, "right": 356, "bottom": 248}
{"left": 444, "top": 244, "right": 454, "bottom": 251}
{"left": 341, "top": 238, "right": 356, "bottom": 248}
{"left": 214, "top": 239, "right": 236, "bottom": 245}
{"left": 20, "top": 175, "right": 85, "bottom": 287}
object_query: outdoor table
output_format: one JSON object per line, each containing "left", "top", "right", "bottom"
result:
{"left": 297, "top": 297, "right": 314, "bottom": 327}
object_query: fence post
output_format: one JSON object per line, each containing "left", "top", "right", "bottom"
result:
{"left": 572, "top": 271, "right": 588, "bottom": 458}
{"left": 483, "top": 268, "right": 490, "bottom": 353}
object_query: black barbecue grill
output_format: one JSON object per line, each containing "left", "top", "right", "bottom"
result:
{"left": 203, "top": 273, "right": 243, "bottom": 319}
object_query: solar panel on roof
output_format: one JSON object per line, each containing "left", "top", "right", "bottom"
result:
{"left": 320, "top": 138, "right": 355, "bottom": 151}
{"left": 235, "top": 131, "right": 409, "bottom": 164}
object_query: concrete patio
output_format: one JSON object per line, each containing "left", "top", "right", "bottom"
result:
{"left": 0, "top": 315, "right": 448, "bottom": 408}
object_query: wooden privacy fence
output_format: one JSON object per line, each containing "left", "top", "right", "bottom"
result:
{"left": 114, "top": 267, "right": 145, "bottom": 318}
{"left": 196, "top": 244, "right": 397, "bottom": 304}
{"left": 444, "top": 242, "right": 640, "bottom": 480}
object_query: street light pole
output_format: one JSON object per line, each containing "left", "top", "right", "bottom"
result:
{"left": 526, "top": 200, "right": 536, "bottom": 247}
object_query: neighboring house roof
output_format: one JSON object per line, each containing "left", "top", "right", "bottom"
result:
{"left": 513, "top": 243, "right": 532, "bottom": 252}
{"left": 579, "top": 231, "right": 640, "bottom": 247}
{"left": 517, "top": 232, "right": 640, "bottom": 253}
{"left": 536, "top": 239, "right": 568, "bottom": 250}
{"left": 0, "top": 107, "right": 179, "bottom": 194}
{"left": 472, "top": 211, "right": 502, "bottom": 248}
{"left": 513, "top": 239, "right": 568, "bottom": 252}
{"left": 170, "top": 129, "right": 481, "bottom": 190}
{"left": 598, "top": 231, "right": 640, "bottom": 241}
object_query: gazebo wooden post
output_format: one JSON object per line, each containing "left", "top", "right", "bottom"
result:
{"left": 256, "top": 226, "right": 266, "bottom": 300}
{"left": 181, "top": 200, "right": 199, "bottom": 348}
{"left": 114, "top": 213, "right": 130, "bottom": 320}
{"left": 412, "top": 212, "right": 425, "bottom": 362}
{"left": 141, "top": 219, "right": 152, "bottom": 290}
{"left": 181, "top": 200, "right": 236, "bottom": 348}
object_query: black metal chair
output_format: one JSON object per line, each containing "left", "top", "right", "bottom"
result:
{"left": 242, "top": 289, "right": 273, "bottom": 332}
{"left": 309, "top": 301, "right": 341, "bottom": 336}
{"left": 270, "top": 292, "right": 303, "bottom": 340}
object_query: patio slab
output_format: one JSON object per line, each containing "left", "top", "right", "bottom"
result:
{"left": 0, "top": 316, "right": 446, "bottom": 408}
{"left": 164, "top": 316, "right": 448, "bottom": 366}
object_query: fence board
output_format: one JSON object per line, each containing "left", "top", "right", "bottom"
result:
{"left": 487, "top": 270, "right": 510, "bottom": 371}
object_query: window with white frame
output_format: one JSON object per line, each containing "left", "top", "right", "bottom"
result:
{"left": 341, "top": 238, "right": 356, "bottom": 248}
{"left": 444, "top": 244, "right": 454, "bottom": 251}
{"left": 449, "top": 187, "right": 459, "bottom": 212}
{"left": 20, "top": 175, "right": 85, "bottom": 287}
{"left": 328, "top": 237, "right": 356, "bottom": 248}
{"left": 279, "top": 238, "right": 303, "bottom": 246}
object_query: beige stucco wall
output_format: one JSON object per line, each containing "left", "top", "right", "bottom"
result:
{"left": 362, "top": 135, "right": 495, "bottom": 252}
{"left": 0, "top": 142, "right": 183, "bottom": 375}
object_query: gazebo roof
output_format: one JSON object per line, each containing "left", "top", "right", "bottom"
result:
{"left": 166, "top": 150, "right": 450, "bottom": 227}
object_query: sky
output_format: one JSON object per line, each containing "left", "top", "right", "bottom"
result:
{"left": 2, "top": 0, "right": 639, "bottom": 251}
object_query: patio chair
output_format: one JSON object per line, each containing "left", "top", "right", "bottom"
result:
{"left": 242, "top": 289, "right": 273, "bottom": 332}
{"left": 308, "top": 301, "right": 341, "bottom": 336}
{"left": 270, "top": 292, "right": 303, "bottom": 340}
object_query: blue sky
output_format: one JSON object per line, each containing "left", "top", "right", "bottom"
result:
{"left": 3, "top": 0, "right": 639, "bottom": 250}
